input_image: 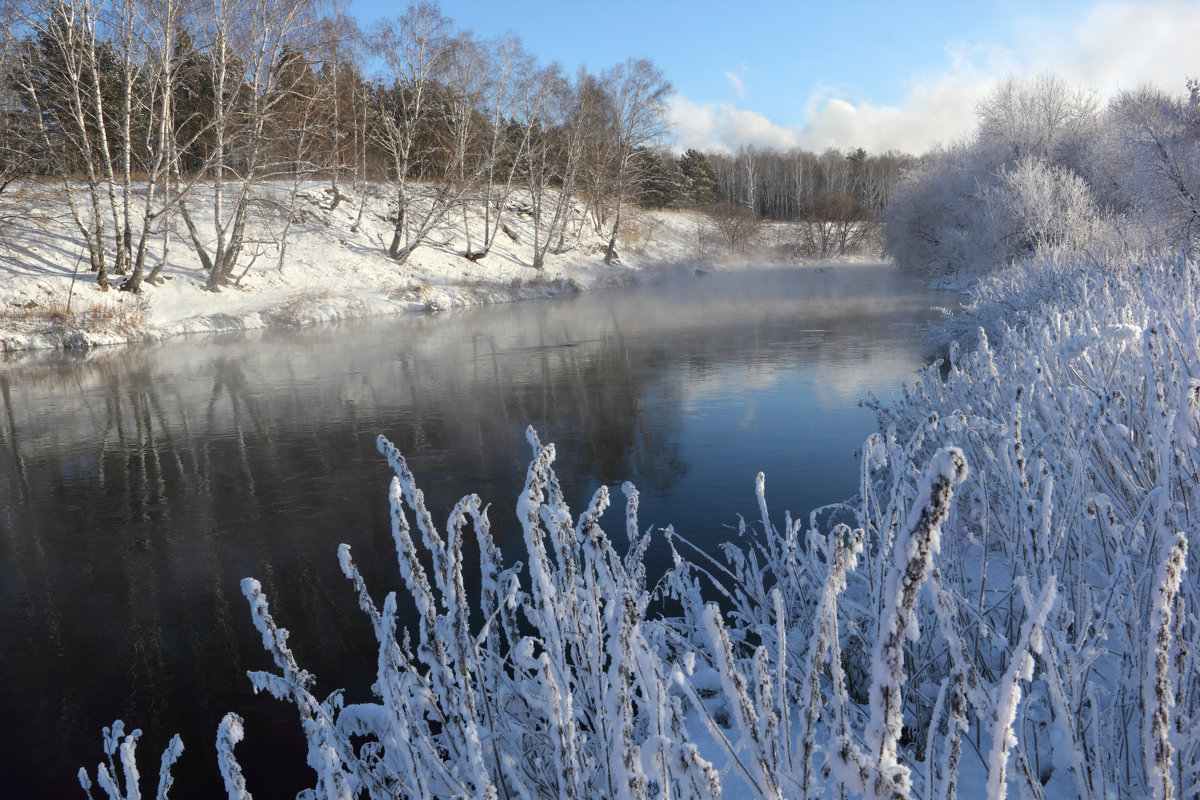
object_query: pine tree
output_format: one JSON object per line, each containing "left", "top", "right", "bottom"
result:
{"left": 678, "top": 148, "right": 718, "bottom": 208}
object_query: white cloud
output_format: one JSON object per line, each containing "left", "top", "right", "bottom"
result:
{"left": 723, "top": 71, "right": 745, "bottom": 98}
{"left": 668, "top": 96, "right": 799, "bottom": 152}
{"left": 1013, "top": 0, "right": 1200, "bottom": 91}
{"left": 667, "top": 0, "right": 1200, "bottom": 155}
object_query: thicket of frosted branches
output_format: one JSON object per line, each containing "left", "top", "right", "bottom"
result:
{"left": 880, "top": 75, "right": 1200, "bottom": 280}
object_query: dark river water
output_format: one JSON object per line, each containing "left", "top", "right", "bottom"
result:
{"left": 0, "top": 264, "right": 946, "bottom": 799}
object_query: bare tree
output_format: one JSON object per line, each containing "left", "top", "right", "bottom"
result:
{"left": 174, "top": 0, "right": 324, "bottom": 291}
{"left": 12, "top": 0, "right": 155, "bottom": 288}
{"left": 707, "top": 202, "right": 761, "bottom": 254}
{"left": 267, "top": 46, "right": 327, "bottom": 275}
{"left": 122, "top": 0, "right": 190, "bottom": 293}
{"left": 575, "top": 68, "right": 616, "bottom": 238}
{"left": 315, "top": 1, "right": 362, "bottom": 211}
{"left": 370, "top": 3, "right": 455, "bottom": 264}
{"left": 456, "top": 34, "right": 534, "bottom": 263}
{"left": 523, "top": 66, "right": 591, "bottom": 270}
{"left": 804, "top": 191, "right": 869, "bottom": 257}
{"left": 976, "top": 73, "right": 1098, "bottom": 168}
{"left": 738, "top": 145, "right": 757, "bottom": 212}
{"left": 599, "top": 57, "right": 670, "bottom": 264}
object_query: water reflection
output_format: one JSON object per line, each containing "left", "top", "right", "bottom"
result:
{"left": 0, "top": 264, "right": 946, "bottom": 799}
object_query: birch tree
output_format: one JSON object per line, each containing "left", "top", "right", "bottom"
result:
{"left": 455, "top": 34, "right": 535, "bottom": 263}
{"left": 175, "top": 0, "right": 324, "bottom": 291}
{"left": 522, "top": 66, "right": 583, "bottom": 270}
{"left": 599, "top": 57, "right": 670, "bottom": 265}
{"left": 370, "top": 2, "right": 455, "bottom": 264}
{"left": 120, "top": 0, "right": 189, "bottom": 293}
{"left": 15, "top": 0, "right": 123, "bottom": 287}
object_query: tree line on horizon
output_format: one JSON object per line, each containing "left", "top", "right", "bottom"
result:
{"left": 0, "top": 0, "right": 917, "bottom": 294}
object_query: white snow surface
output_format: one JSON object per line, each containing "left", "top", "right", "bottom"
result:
{"left": 0, "top": 181, "right": 825, "bottom": 353}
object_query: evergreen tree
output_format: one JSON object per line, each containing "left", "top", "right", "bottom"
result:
{"left": 169, "top": 27, "right": 219, "bottom": 175}
{"left": 635, "top": 146, "right": 681, "bottom": 208}
{"left": 678, "top": 147, "right": 717, "bottom": 207}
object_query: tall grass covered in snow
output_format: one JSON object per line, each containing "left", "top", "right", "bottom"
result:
{"left": 80, "top": 251, "right": 1197, "bottom": 799}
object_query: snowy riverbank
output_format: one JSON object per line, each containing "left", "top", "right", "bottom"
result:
{"left": 0, "top": 181, "right": 834, "bottom": 354}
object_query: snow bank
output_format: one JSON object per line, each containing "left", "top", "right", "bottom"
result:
{"left": 0, "top": 181, "right": 824, "bottom": 353}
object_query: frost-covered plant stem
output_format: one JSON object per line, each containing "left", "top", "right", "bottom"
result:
{"left": 78, "top": 721, "right": 184, "bottom": 800}
{"left": 984, "top": 579, "right": 1057, "bottom": 800}
{"left": 851, "top": 448, "right": 968, "bottom": 800}
{"left": 1144, "top": 532, "right": 1188, "bottom": 800}
{"left": 797, "top": 523, "right": 864, "bottom": 796}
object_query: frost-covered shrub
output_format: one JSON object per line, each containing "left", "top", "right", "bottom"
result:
{"left": 1101, "top": 84, "right": 1200, "bottom": 256}
{"left": 880, "top": 147, "right": 1101, "bottom": 279}
{"left": 878, "top": 142, "right": 999, "bottom": 277}
{"left": 985, "top": 156, "right": 1099, "bottom": 258}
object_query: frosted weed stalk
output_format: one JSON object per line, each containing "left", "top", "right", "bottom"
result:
{"left": 211, "top": 427, "right": 724, "bottom": 800}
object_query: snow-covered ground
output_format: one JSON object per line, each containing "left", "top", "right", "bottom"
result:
{"left": 0, "top": 181, "right": 814, "bottom": 353}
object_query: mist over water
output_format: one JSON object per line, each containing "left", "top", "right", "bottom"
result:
{"left": 0, "top": 263, "right": 949, "bottom": 798}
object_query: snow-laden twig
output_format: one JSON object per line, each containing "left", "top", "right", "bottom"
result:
{"left": 216, "top": 714, "right": 252, "bottom": 800}
{"left": 78, "top": 722, "right": 183, "bottom": 800}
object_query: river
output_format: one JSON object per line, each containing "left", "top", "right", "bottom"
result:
{"left": 0, "top": 263, "right": 947, "bottom": 798}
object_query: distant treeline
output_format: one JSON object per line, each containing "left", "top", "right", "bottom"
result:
{"left": 698, "top": 146, "right": 914, "bottom": 222}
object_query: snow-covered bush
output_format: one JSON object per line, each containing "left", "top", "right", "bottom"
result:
{"left": 984, "top": 156, "right": 1099, "bottom": 258}
{"left": 880, "top": 145, "right": 1102, "bottom": 279}
{"left": 878, "top": 142, "right": 999, "bottom": 277}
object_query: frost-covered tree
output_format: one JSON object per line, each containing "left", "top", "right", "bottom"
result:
{"left": 975, "top": 74, "right": 1098, "bottom": 169}
{"left": 880, "top": 75, "right": 1200, "bottom": 276}
{"left": 1105, "top": 84, "right": 1200, "bottom": 255}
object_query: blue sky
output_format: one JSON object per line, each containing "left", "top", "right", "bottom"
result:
{"left": 348, "top": 0, "right": 1200, "bottom": 154}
